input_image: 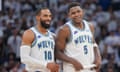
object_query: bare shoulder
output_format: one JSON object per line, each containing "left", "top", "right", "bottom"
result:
{"left": 55, "top": 24, "right": 70, "bottom": 50}
{"left": 88, "top": 22, "right": 96, "bottom": 42}
{"left": 56, "top": 24, "right": 70, "bottom": 37}
{"left": 88, "top": 22, "right": 95, "bottom": 33}
{"left": 22, "top": 29, "right": 34, "bottom": 45}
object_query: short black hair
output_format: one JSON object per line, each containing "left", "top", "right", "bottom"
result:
{"left": 35, "top": 7, "right": 49, "bottom": 16}
{"left": 67, "top": 2, "right": 81, "bottom": 13}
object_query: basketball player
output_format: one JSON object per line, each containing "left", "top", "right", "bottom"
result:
{"left": 55, "top": 2, "right": 101, "bottom": 72}
{"left": 20, "top": 7, "right": 59, "bottom": 72}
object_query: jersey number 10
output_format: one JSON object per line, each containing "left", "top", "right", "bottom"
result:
{"left": 44, "top": 51, "right": 52, "bottom": 60}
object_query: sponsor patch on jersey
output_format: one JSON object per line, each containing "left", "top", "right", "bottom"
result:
{"left": 38, "top": 35, "right": 41, "bottom": 38}
{"left": 74, "top": 31, "right": 78, "bottom": 34}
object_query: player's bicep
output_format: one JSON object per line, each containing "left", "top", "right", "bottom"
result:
{"left": 55, "top": 28, "right": 68, "bottom": 51}
{"left": 21, "top": 30, "right": 34, "bottom": 46}
{"left": 89, "top": 23, "right": 96, "bottom": 43}
{"left": 89, "top": 23, "right": 94, "bottom": 34}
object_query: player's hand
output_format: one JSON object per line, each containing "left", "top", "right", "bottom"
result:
{"left": 93, "top": 58, "right": 101, "bottom": 72}
{"left": 47, "top": 62, "right": 59, "bottom": 72}
{"left": 71, "top": 59, "right": 83, "bottom": 71}
{"left": 54, "top": 64, "right": 59, "bottom": 72}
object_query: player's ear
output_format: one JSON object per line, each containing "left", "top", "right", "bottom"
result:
{"left": 68, "top": 12, "right": 72, "bottom": 19}
{"left": 36, "top": 15, "right": 40, "bottom": 21}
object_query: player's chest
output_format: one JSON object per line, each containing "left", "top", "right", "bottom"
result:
{"left": 72, "top": 31, "right": 93, "bottom": 44}
{"left": 35, "top": 36, "right": 55, "bottom": 49}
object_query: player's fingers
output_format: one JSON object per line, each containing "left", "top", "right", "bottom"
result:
{"left": 55, "top": 68, "right": 59, "bottom": 72}
{"left": 75, "top": 67, "right": 81, "bottom": 71}
{"left": 55, "top": 64, "right": 59, "bottom": 68}
{"left": 90, "top": 67, "right": 95, "bottom": 70}
{"left": 54, "top": 69, "right": 59, "bottom": 72}
{"left": 53, "top": 65, "right": 59, "bottom": 71}
{"left": 92, "top": 66, "right": 100, "bottom": 72}
{"left": 55, "top": 71, "right": 59, "bottom": 72}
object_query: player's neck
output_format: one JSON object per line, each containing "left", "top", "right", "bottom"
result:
{"left": 73, "top": 21, "right": 84, "bottom": 29}
{"left": 36, "top": 24, "right": 48, "bottom": 35}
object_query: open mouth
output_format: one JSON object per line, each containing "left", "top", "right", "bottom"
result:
{"left": 74, "top": 17, "right": 81, "bottom": 21}
{"left": 45, "top": 21, "right": 51, "bottom": 24}
{"left": 75, "top": 16, "right": 81, "bottom": 19}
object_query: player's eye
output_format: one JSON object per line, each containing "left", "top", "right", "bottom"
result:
{"left": 49, "top": 15, "right": 52, "bottom": 18}
{"left": 43, "top": 14, "right": 48, "bottom": 17}
{"left": 71, "top": 12, "right": 75, "bottom": 15}
{"left": 77, "top": 10, "right": 80, "bottom": 13}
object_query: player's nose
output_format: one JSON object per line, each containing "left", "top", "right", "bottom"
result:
{"left": 46, "top": 15, "right": 52, "bottom": 21}
{"left": 74, "top": 12, "right": 79, "bottom": 18}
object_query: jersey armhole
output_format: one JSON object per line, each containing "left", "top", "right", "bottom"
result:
{"left": 85, "top": 21, "right": 93, "bottom": 34}
{"left": 66, "top": 24, "right": 73, "bottom": 43}
{"left": 31, "top": 30, "right": 37, "bottom": 48}
{"left": 49, "top": 31, "right": 56, "bottom": 39}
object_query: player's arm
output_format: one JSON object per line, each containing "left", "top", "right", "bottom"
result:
{"left": 51, "top": 33, "right": 57, "bottom": 60}
{"left": 89, "top": 23, "right": 102, "bottom": 71}
{"left": 20, "top": 29, "right": 47, "bottom": 69}
{"left": 55, "top": 25, "right": 83, "bottom": 71}
{"left": 51, "top": 32, "right": 60, "bottom": 72}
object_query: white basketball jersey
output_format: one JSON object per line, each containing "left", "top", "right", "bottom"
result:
{"left": 28, "top": 27, "right": 55, "bottom": 71}
{"left": 63, "top": 20, "right": 95, "bottom": 72}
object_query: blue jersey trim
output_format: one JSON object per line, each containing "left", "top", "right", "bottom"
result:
{"left": 34, "top": 26, "right": 49, "bottom": 37}
{"left": 31, "top": 28, "right": 37, "bottom": 48}
{"left": 71, "top": 20, "right": 85, "bottom": 31}
{"left": 66, "top": 24, "right": 73, "bottom": 43}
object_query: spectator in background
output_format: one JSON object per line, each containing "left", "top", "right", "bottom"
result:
{"left": 4, "top": 52, "right": 25, "bottom": 72}
{"left": 107, "top": 14, "right": 117, "bottom": 32}
{"left": 94, "top": 5, "right": 110, "bottom": 26}
{"left": 9, "top": 58, "right": 26, "bottom": 72}
{"left": 5, "top": 52, "right": 16, "bottom": 72}
{"left": 102, "top": 53, "right": 119, "bottom": 72}
{"left": 116, "top": 26, "right": 120, "bottom": 36}
{"left": 7, "top": 28, "right": 21, "bottom": 58}
{"left": 0, "top": 64, "right": 7, "bottom": 72}
{"left": 0, "top": 19, "right": 7, "bottom": 32}
{"left": 98, "top": 0, "right": 111, "bottom": 11}
{"left": 27, "top": 19, "right": 35, "bottom": 28}
{"left": 14, "top": 18, "right": 21, "bottom": 31}
{"left": 101, "top": 31, "right": 120, "bottom": 71}
{"left": 104, "top": 31, "right": 119, "bottom": 55}
{"left": 0, "top": 30, "right": 6, "bottom": 64}
{"left": 20, "top": 17, "right": 29, "bottom": 31}
{"left": 4, "top": 21, "right": 13, "bottom": 45}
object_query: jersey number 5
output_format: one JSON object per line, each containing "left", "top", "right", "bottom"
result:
{"left": 44, "top": 51, "right": 52, "bottom": 60}
{"left": 84, "top": 45, "right": 88, "bottom": 54}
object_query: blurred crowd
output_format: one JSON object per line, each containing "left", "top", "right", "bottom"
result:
{"left": 0, "top": 0, "right": 120, "bottom": 72}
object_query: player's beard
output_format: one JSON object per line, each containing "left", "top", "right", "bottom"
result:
{"left": 40, "top": 20, "right": 50, "bottom": 29}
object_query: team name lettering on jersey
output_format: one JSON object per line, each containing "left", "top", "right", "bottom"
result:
{"left": 37, "top": 40, "right": 54, "bottom": 49}
{"left": 74, "top": 35, "right": 92, "bottom": 44}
